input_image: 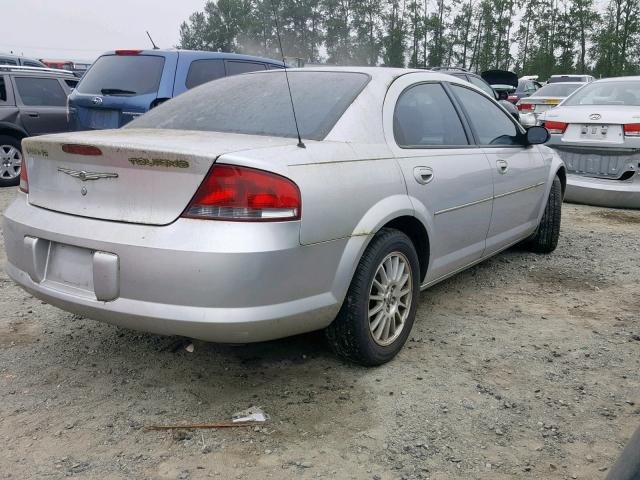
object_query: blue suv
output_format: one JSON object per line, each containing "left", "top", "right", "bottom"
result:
{"left": 67, "top": 50, "right": 285, "bottom": 131}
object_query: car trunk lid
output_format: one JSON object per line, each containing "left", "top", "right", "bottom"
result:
{"left": 22, "top": 129, "right": 293, "bottom": 225}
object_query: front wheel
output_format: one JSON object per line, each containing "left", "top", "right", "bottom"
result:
{"left": 326, "top": 228, "right": 420, "bottom": 366}
{"left": 526, "top": 175, "right": 562, "bottom": 253}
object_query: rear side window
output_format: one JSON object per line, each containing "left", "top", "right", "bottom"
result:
{"left": 452, "top": 85, "right": 520, "bottom": 146}
{"left": 128, "top": 71, "right": 370, "bottom": 141}
{"left": 23, "top": 60, "right": 43, "bottom": 67}
{"left": 186, "top": 59, "right": 225, "bottom": 89}
{"left": 468, "top": 76, "right": 495, "bottom": 98}
{"left": 77, "top": 55, "right": 165, "bottom": 95}
{"left": 0, "top": 58, "right": 17, "bottom": 66}
{"left": 0, "top": 77, "right": 7, "bottom": 102}
{"left": 14, "top": 77, "right": 67, "bottom": 106}
{"left": 65, "top": 79, "right": 78, "bottom": 89}
{"left": 225, "top": 61, "right": 267, "bottom": 76}
{"left": 394, "top": 83, "right": 468, "bottom": 147}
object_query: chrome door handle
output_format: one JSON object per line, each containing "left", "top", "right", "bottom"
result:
{"left": 496, "top": 160, "right": 509, "bottom": 174}
{"left": 413, "top": 166, "right": 434, "bottom": 185}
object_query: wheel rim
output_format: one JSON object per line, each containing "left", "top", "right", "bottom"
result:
{"left": 368, "top": 252, "right": 413, "bottom": 347}
{"left": 0, "top": 145, "right": 22, "bottom": 180}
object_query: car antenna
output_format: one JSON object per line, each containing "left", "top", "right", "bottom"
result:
{"left": 269, "top": 1, "right": 305, "bottom": 149}
{"left": 146, "top": 31, "right": 160, "bottom": 50}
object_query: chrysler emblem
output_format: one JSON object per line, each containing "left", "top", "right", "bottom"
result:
{"left": 589, "top": 113, "right": 602, "bottom": 121}
{"left": 58, "top": 167, "right": 118, "bottom": 181}
{"left": 91, "top": 96, "right": 103, "bottom": 105}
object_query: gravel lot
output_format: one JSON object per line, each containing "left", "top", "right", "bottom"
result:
{"left": 1, "top": 185, "right": 638, "bottom": 480}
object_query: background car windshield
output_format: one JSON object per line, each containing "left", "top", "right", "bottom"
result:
{"left": 563, "top": 81, "right": 640, "bottom": 106}
{"left": 128, "top": 71, "right": 370, "bottom": 141}
{"left": 76, "top": 55, "right": 165, "bottom": 95}
{"left": 532, "top": 83, "right": 582, "bottom": 98}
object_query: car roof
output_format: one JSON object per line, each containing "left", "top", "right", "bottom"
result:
{"left": 0, "top": 65, "right": 77, "bottom": 78}
{"left": 593, "top": 75, "right": 640, "bottom": 83}
{"left": 99, "top": 49, "right": 285, "bottom": 66}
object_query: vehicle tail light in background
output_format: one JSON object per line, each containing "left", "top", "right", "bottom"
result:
{"left": 517, "top": 103, "right": 534, "bottom": 112}
{"left": 183, "top": 164, "right": 301, "bottom": 222}
{"left": 623, "top": 124, "right": 640, "bottom": 137}
{"left": 544, "top": 121, "right": 568, "bottom": 134}
{"left": 19, "top": 157, "right": 28, "bottom": 193}
{"left": 507, "top": 95, "right": 518, "bottom": 103}
{"left": 115, "top": 50, "right": 143, "bottom": 55}
{"left": 62, "top": 144, "right": 103, "bottom": 156}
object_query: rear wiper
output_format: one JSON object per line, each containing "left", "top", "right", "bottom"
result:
{"left": 100, "top": 88, "right": 137, "bottom": 95}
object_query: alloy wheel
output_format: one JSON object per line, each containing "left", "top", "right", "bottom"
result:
{"left": 0, "top": 145, "right": 22, "bottom": 180}
{"left": 368, "top": 252, "right": 413, "bottom": 346}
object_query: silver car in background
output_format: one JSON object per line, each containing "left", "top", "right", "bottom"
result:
{"left": 518, "top": 82, "right": 586, "bottom": 128}
{"left": 3, "top": 68, "right": 565, "bottom": 365}
{"left": 539, "top": 76, "right": 640, "bottom": 209}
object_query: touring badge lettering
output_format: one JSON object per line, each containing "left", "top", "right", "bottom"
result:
{"left": 129, "top": 157, "right": 190, "bottom": 169}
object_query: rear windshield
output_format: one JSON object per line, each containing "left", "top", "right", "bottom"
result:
{"left": 563, "top": 81, "right": 640, "bottom": 106}
{"left": 532, "top": 83, "right": 583, "bottom": 98}
{"left": 128, "top": 71, "right": 370, "bottom": 141}
{"left": 76, "top": 54, "right": 165, "bottom": 96}
{"left": 549, "top": 76, "right": 585, "bottom": 83}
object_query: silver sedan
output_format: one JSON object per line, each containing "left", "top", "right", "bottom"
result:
{"left": 539, "top": 76, "right": 640, "bottom": 209}
{"left": 3, "top": 68, "right": 565, "bottom": 365}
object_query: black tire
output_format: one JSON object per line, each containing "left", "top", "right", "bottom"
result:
{"left": 526, "top": 175, "right": 562, "bottom": 253}
{"left": 0, "top": 135, "right": 22, "bottom": 188}
{"left": 326, "top": 228, "right": 420, "bottom": 366}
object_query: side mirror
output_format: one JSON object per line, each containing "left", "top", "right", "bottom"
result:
{"left": 526, "top": 126, "right": 550, "bottom": 145}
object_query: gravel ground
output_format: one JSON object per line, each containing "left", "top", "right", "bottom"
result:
{"left": 0, "top": 185, "right": 638, "bottom": 480}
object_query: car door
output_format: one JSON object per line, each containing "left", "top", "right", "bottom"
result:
{"left": 11, "top": 76, "right": 70, "bottom": 135}
{"left": 384, "top": 75, "right": 495, "bottom": 284}
{"left": 450, "top": 84, "right": 548, "bottom": 255}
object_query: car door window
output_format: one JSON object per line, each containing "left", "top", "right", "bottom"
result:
{"left": 64, "top": 79, "right": 78, "bottom": 89}
{"left": 225, "top": 61, "right": 267, "bottom": 76}
{"left": 14, "top": 77, "right": 67, "bottom": 107}
{"left": 23, "top": 61, "right": 42, "bottom": 67}
{"left": 451, "top": 85, "right": 521, "bottom": 146}
{"left": 0, "top": 58, "right": 17, "bottom": 66}
{"left": 0, "top": 77, "right": 7, "bottom": 102}
{"left": 394, "top": 83, "right": 469, "bottom": 147}
{"left": 186, "top": 59, "right": 226, "bottom": 89}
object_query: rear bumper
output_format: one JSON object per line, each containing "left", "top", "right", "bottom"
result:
{"left": 565, "top": 173, "right": 640, "bottom": 209}
{"left": 3, "top": 194, "right": 355, "bottom": 342}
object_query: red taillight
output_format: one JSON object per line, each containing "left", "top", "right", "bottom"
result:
{"left": 623, "top": 124, "right": 640, "bottom": 137}
{"left": 62, "top": 144, "right": 102, "bottom": 156}
{"left": 183, "top": 164, "right": 301, "bottom": 222}
{"left": 115, "top": 49, "right": 143, "bottom": 55}
{"left": 517, "top": 103, "right": 533, "bottom": 112}
{"left": 19, "top": 157, "right": 28, "bottom": 193}
{"left": 544, "top": 121, "right": 568, "bottom": 134}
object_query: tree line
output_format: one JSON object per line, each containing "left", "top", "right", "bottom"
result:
{"left": 178, "top": 0, "right": 640, "bottom": 79}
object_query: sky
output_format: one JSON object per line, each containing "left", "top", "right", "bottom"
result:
{"left": 2, "top": 0, "right": 207, "bottom": 63}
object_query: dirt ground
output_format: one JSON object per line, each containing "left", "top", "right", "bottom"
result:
{"left": 0, "top": 185, "right": 638, "bottom": 480}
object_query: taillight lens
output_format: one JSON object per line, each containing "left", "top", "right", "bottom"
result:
{"left": 19, "top": 156, "right": 28, "bottom": 193}
{"left": 183, "top": 164, "right": 301, "bottom": 222}
{"left": 517, "top": 102, "right": 533, "bottom": 112}
{"left": 544, "top": 121, "right": 568, "bottom": 134}
{"left": 623, "top": 124, "right": 640, "bottom": 137}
